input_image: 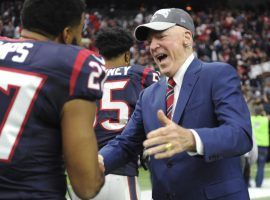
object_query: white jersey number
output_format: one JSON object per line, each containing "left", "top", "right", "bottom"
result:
{"left": 0, "top": 67, "right": 45, "bottom": 162}
{"left": 99, "top": 80, "right": 130, "bottom": 131}
{"left": 88, "top": 60, "right": 106, "bottom": 91}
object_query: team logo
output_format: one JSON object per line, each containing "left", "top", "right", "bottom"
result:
{"left": 151, "top": 9, "right": 171, "bottom": 21}
{"left": 180, "top": 18, "right": 186, "bottom": 23}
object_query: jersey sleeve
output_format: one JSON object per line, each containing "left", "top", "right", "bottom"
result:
{"left": 69, "top": 49, "right": 106, "bottom": 101}
{"left": 140, "top": 67, "right": 160, "bottom": 88}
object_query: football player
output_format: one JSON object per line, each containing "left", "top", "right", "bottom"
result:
{"left": 0, "top": 0, "right": 105, "bottom": 199}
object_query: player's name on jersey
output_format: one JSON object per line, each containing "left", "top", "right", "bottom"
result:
{"left": 0, "top": 41, "right": 33, "bottom": 63}
{"left": 106, "top": 66, "right": 131, "bottom": 76}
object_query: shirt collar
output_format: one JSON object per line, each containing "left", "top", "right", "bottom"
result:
{"left": 167, "top": 53, "right": 195, "bottom": 86}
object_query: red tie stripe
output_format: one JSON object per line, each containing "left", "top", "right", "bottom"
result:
{"left": 166, "top": 78, "right": 176, "bottom": 119}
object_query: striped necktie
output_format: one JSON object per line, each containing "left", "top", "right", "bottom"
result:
{"left": 166, "top": 78, "right": 176, "bottom": 119}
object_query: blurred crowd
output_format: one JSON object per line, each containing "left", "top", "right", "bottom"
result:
{"left": 1, "top": 1, "right": 270, "bottom": 116}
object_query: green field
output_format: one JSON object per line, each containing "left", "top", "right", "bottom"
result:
{"left": 138, "top": 167, "right": 152, "bottom": 190}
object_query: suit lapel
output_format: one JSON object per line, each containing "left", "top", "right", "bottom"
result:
{"left": 172, "top": 58, "right": 202, "bottom": 123}
{"left": 157, "top": 77, "right": 167, "bottom": 114}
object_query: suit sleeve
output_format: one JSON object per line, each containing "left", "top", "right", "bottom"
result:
{"left": 195, "top": 65, "right": 252, "bottom": 162}
{"left": 99, "top": 91, "right": 146, "bottom": 174}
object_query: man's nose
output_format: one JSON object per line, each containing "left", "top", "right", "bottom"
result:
{"left": 150, "top": 38, "right": 160, "bottom": 51}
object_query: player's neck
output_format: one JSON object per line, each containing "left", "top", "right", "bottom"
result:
{"left": 105, "top": 58, "right": 128, "bottom": 68}
{"left": 20, "top": 29, "right": 56, "bottom": 42}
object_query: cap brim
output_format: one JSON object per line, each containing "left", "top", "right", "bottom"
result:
{"left": 134, "top": 22, "right": 176, "bottom": 41}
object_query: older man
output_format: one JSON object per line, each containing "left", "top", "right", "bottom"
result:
{"left": 100, "top": 8, "right": 252, "bottom": 200}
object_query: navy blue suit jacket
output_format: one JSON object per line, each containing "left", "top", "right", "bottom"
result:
{"left": 100, "top": 58, "right": 253, "bottom": 200}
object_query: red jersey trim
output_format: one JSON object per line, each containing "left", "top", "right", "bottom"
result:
{"left": 141, "top": 67, "right": 152, "bottom": 89}
{"left": 69, "top": 49, "right": 92, "bottom": 96}
{"left": 0, "top": 36, "right": 30, "bottom": 42}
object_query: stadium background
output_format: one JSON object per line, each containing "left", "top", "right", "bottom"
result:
{"left": 1, "top": 0, "right": 270, "bottom": 199}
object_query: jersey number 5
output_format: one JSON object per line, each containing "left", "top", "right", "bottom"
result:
{"left": 0, "top": 67, "right": 45, "bottom": 162}
{"left": 98, "top": 79, "right": 130, "bottom": 131}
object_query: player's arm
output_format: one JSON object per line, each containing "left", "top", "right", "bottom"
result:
{"left": 61, "top": 99, "right": 104, "bottom": 199}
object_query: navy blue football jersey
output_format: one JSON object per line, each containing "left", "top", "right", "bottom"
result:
{"left": 0, "top": 37, "right": 106, "bottom": 199}
{"left": 95, "top": 65, "right": 159, "bottom": 176}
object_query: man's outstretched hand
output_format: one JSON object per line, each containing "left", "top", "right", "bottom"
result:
{"left": 143, "top": 110, "right": 196, "bottom": 159}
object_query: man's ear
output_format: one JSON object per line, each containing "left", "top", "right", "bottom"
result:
{"left": 61, "top": 26, "right": 73, "bottom": 44}
{"left": 184, "top": 30, "right": 192, "bottom": 47}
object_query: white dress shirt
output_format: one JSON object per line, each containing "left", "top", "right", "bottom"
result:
{"left": 167, "top": 53, "right": 204, "bottom": 155}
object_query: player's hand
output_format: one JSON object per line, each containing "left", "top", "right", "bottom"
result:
{"left": 143, "top": 110, "right": 196, "bottom": 159}
{"left": 98, "top": 154, "right": 105, "bottom": 173}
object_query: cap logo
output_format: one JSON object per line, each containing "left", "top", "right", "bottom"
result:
{"left": 151, "top": 9, "right": 170, "bottom": 21}
{"left": 180, "top": 18, "right": 186, "bottom": 23}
